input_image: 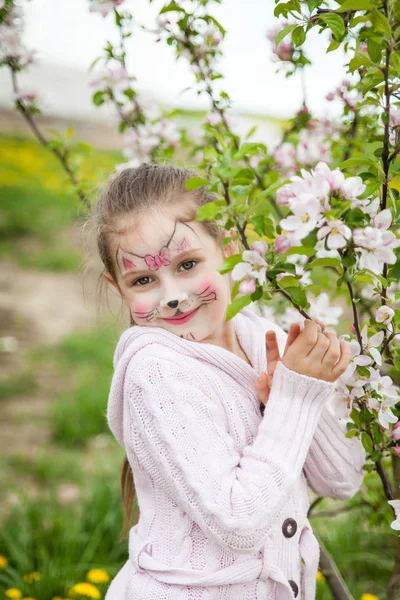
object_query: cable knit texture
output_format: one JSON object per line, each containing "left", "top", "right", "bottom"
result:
{"left": 105, "top": 307, "right": 366, "bottom": 600}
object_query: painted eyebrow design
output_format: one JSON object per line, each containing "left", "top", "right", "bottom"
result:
{"left": 116, "top": 219, "right": 203, "bottom": 280}
{"left": 121, "top": 248, "right": 203, "bottom": 280}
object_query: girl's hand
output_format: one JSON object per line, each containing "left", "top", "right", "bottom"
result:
{"left": 283, "top": 319, "right": 351, "bottom": 382}
{"left": 255, "top": 318, "right": 349, "bottom": 406}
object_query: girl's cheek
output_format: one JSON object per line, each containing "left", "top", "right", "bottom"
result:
{"left": 195, "top": 278, "right": 218, "bottom": 295}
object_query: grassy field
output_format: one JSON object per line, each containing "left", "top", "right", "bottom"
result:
{"left": 0, "top": 133, "right": 397, "bottom": 600}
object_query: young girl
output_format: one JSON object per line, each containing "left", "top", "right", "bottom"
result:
{"left": 89, "top": 163, "right": 366, "bottom": 600}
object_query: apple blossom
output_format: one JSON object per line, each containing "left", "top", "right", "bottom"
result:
{"left": 360, "top": 325, "right": 384, "bottom": 366}
{"left": 376, "top": 397, "right": 399, "bottom": 429}
{"left": 279, "top": 196, "right": 322, "bottom": 241}
{"left": 231, "top": 250, "right": 268, "bottom": 286}
{"left": 274, "top": 234, "right": 292, "bottom": 253}
{"left": 375, "top": 305, "right": 395, "bottom": 326}
{"left": 390, "top": 107, "right": 400, "bottom": 129}
{"left": 341, "top": 337, "right": 372, "bottom": 379}
{"left": 392, "top": 422, "right": 400, "bottom": 442}
{"left": 251, "top": 239, "right": 269, "bottom": 257}
{"left": 341, "top": 176, "right": 366, "bottom": 200}
{"left": 317, "top": 219, "right": 352, "bottom": 250}
{"left": 89, "top": 0, "right": 124, "bottom": 17}
{"left": 239, "top": 279, "right": 257, "bottom": 295}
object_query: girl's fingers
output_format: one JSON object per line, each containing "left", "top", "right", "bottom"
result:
{"left": 284, "top": 323, "right": 301, "bottom": 355}
{"left": 306, "top": 331, "right": 331, "bottom": 364}
{"left": 331, "top": 340, "right": 352, "bottom": 379}
{"left": 255, "top": 372, "right": 271, "bottom": 404}
{"left": 321, "top": 331, "right": 340, "bottom": 366}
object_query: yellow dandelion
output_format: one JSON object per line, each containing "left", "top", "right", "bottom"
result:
{"left": 86, "top": 569, "right": 110, "bottom": 584}
{"left": 23, "top": 571, "right": 41, "bottom": 583}
{"left": 68, "top": 582, "right": 101, "bottom": 599}
{"left": 0, "top": 554, "right": 8, "bottom": 568}
{"left": 5, "top": 589, "right": 23, "bottom": 600}
{"left": 361, "top": 595, "right": 379, "bottom": 600}
{"left": 316, "top": 570, "right": 326, "bottom": 584}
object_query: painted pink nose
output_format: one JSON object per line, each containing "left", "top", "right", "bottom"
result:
{"left": 167, "top": 300, "right": 179, "bottom": 308}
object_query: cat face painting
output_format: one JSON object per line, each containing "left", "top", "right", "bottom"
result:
{"left": 108, "top": 205, "right": 235, "bottom": 343}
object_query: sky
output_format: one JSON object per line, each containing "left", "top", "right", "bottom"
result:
{"left": 14, "top": 0, "right": 350, "bottom": 119}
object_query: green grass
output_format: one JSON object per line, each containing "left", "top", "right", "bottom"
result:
{"left": 39, "top": 321, "right": 122, "bottom": 447}
{"left": 0, "top": 134, "right": 123, "bottom": 272}
{"left": 0, "top": 476, "right": 129, "bottom": 599}
{"left": 0, "top": 370, "right": 37, "bottom": 403}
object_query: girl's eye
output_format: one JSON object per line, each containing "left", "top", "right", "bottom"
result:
{"left": 132, "top": 276, "right": 152, "bottom": 287}
{"left": 179, "top": 260, "right": 197, "bottom": 272}
{"left": 132, "top": 260, "right": 198, "bottom": 287}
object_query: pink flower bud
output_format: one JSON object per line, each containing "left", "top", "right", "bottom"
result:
{"left": 239, "top": 279, "right": 256, "bottom": 295}
{"left": 380, "top": 424, "right": 386, "bottom": 432}
{"left": 275, "top": 235, "right": 291, "bottom": 254}
{"left": 394, "top": 446, "right": 400, "bottom": 456}
{"left": 392, "top": 428, "right": 400, "bottom": 442}
{"left": 350, "top": 323, "right": 356, "bottom": 334}
{"left": 251, "top": 239, "right": 269, "bottom": 257}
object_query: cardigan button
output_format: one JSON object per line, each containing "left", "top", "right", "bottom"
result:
{"left": 288, "top": 579, "right": 299, "bottom": 597}
{"left": 282, "top": 518, "right": 297, "bottom": 538}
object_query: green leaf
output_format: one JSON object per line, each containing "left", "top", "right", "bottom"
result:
{"left": 337, "top": 0, "right": 374, "bottom": 11}
{"left": 226, "top": 294, "right": 253, "bottom": 321}
{"left": 340, "top": 156, "right": 376, "bottom": 169}
{"left": 233, "top": 142, "right": 267, "bottom": 160}
{"left": 291, "top": 26, "right": 306, "bottom": 46}
{"left": 318, "top": 13, "right": 346, "bottom": 41}
{"left": 370, "top": 8, "right": 391, "bottom": 35}
{"left": 160, "top": 1, "right": 186, "bottom": 14}
{"left": 305, "top": 257, "right": 343, "bottom": 270}
{"left": 349, "top": 54, "right": 371, "bottom": 72}
{"left": 278, "top": 275, "right": 300, "bottom": 288}
{"left": 361, "top": 431, "right": 373, "bottom": 454}
{"left": 346, "top": 430, "right": 359, "bottom": 438}
{"left": 326, "top": 39, "right": 341, "bottom": 52}
{"left": 285, "top": 246, "right": 316, "bottom": 257}
{"left": 217, "top": 253, "right": 243, "bottom": 274}
{"left": 195, "top": 199, "right": 226, "bottom": 220}
{"left": 275, "top": 23, "right": 298, "bottom": 46}
{"left": 185, "top": 177, "right": 210, "bottom": 191}
{"left": 283, "top": 286, "right": 308, "bottom": 308}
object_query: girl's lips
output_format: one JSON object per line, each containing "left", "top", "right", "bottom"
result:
{"left": 162, "top": 306, "right": 200, "bottom": 325}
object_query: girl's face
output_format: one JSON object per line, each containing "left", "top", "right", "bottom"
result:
{"left": 106, "top": 205, "right": 238, "bottom": 343}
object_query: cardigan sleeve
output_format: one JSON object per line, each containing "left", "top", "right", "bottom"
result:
{"left": 124, "top": 347, "right": 334, "bottom": 554}
{"left": 261, "top": 319, "right": 366, "bottom": 500}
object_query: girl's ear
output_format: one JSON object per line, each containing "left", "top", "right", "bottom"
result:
{"left": 104, "top": 272, "right": 119, "bottom": 290}
{"left": 224, "top": 239, "right": 240, "bottom": 257}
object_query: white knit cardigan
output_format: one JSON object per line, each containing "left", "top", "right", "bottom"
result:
{"left": 106, "top": 307, "right": 366, "bottom": 600}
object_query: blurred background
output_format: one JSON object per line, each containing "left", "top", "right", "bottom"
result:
{"left": 0, "top": 1, "right": 394, "bottom": 599}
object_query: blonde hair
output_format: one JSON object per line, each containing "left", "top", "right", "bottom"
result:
{"left": 83, "top": 162, "right": 228, "bottom": 539}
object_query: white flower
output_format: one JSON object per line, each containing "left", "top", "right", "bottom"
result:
{"left": 361, "top": 324, "right": 384, "bottom": 365}
{"left": 341, "top": 337, "right": 372, "bottom": 379}
{"left": 279, "top": 196, "right": 321, "bottom": 240}
{"left": 251, "top": 239, "right": 269, "bottom": 257}
{"left": 231, "top": 250, "right": 268, "bottom": 285}
{"left": 373, "top": 208, "right": 392, "bottom": 230}
{"left": 375, "top": 305, "right": 395, "bottom": 325}
{"left": 368, "top": 370, "right": 398, "bottom": 399}
{"left": 317, "top": 219, "right": 352, "bottom": 250}
{"left": 307, "top": 292, "right": 343, "bottom": 327}
{"left": 377, "top": 396, "right": 399, "bottom": 429}
{"left": 388, "top": 500, "right": 400, "bottom": 532}
{"left": 341, "top": 176, "right": 366, "bottom": 200}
